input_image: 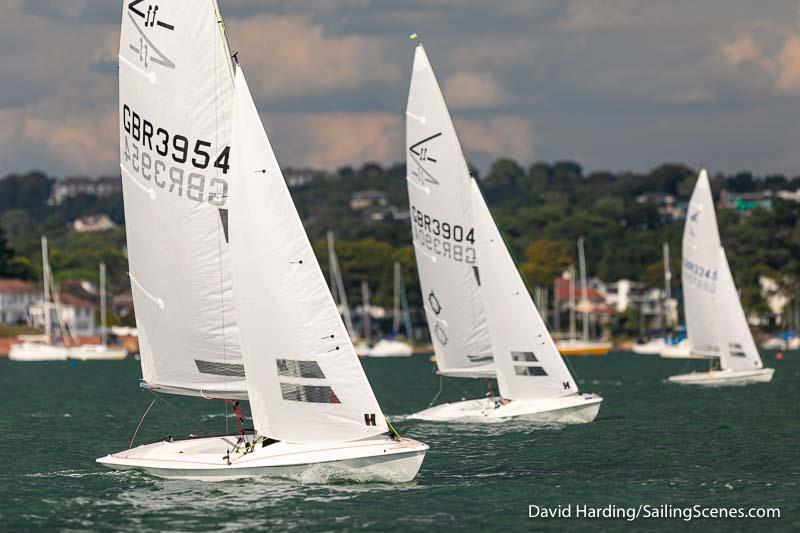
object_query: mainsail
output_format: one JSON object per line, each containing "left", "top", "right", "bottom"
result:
{"left": 470, "top": 180, "right": 578, "bottom": 399}
{"left": 406, "top": 44, "right": 493, "bottom": 376}
{"left": 682, "top": 170, "right": 721, "bottom": 357}
{"left": 119, "top": 0, "right": 245, "bottom": 398}
{"left": 228, "top": 69, "right": 388, "bottom": 444}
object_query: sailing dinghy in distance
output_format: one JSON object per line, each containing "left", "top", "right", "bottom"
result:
{"left": 405, "top": 42, "right": 601, "bottom": 422}
{"left": 668, "top": 170, "right": 774, "bottom": 385}
{"left": 98, "top": 1, "right": 426, "bottom": 482}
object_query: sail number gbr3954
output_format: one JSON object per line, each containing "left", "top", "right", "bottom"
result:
{"left": 411, "top": 205, "right": 475, "bottom": 264}
{"left": 122, "top": 104, "right": 230, "bottom": 207}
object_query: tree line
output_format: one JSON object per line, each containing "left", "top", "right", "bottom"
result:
{"left": 1, "top": 160, "right": 798, "bottom": 333}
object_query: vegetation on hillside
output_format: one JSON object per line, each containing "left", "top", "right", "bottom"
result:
{"left": 1, "top": 160, "right": 799, "bottom": 334}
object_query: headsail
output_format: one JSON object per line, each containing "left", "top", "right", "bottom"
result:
{"left": 119, "top": 0, "right": 245, "bottom": 397}
{"left": 228, "top": 69, "right": 388, "bottom": 444}
{"left": 470, "top": 180, "right": 578, "bottom": 399}
{"left": 715, "top": 247, "right": 764, "bottom": 370}
{"left": 682, "top": 170, "right": 721, "bottom": 357}
{"left": 405, "top": 44, "right": 493, "bottom": 376}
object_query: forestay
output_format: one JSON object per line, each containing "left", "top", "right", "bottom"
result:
{"left": 470, "top": 180, "right": 578, "bottom": 399}
{"left": 715, "top": 247, "right": 764, "bottom": 370}
{"left": 228, "top": 70, "right": 388, "bottom": 444}
{"left": 682, "top": 170, "right": 721, "bottom": 357}
{"left": 406, "top": 44, "right": 493, "bottom": 375}
{"left": 119, "top": 0, "right": 245, "bottom": 397}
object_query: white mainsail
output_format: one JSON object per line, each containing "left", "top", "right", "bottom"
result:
{"left": 682, "top": 170, "right": 721, "bottom": 357}
{"left": 470, "top": 180, "right": 578, "bottom": 399}
{"left": 406, "top": 44, "right": 493, "bottom": 375}
{"left": 228, "top": 69, "right": 389, "bottom": 444}
{"left": 715, "top": 247, "right": 764, "bottom": 370}
{"left": 119, "top": 0, "right": 245, "bottom": 397}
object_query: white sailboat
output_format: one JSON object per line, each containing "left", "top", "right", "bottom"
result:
{"left": 9, "top": 237, "right": 70, "bottom": 362}
{"left": 98, "top": 1, "right": 426, "bottom": 481}
{"left": 69, "top": 263, "right": 129, "bottom": 361}
{"left": 667, "top": 170, "right": 774, "bottom": 385}
{"left": 405, "top": 42, "right": 601, "bottom": 422}
{"left": 368, "top": 262, "right": 414, "bottom": 357}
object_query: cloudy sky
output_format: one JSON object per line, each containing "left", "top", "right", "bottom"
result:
{"left": 3, "top": 0, "right": 800, "bottom": 178}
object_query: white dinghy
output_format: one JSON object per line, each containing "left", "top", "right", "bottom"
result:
{"left": 98, "top": 1, "right": 426, "bottom": 482}
{"left": 667, "top": 170, "right": 774, "bottom": 385}
{"left": 405, "top": 42, "right": 601, "bottom": 423}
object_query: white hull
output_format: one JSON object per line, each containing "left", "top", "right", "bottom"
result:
{"left": 658, "top": 340, "right": 711, "bottom": 359}
{"left": 98, "top": 433, "right": 427, "bottom": 483}
{"left": 667, "top": 367, "right": 774, "bottom": 386}
{"left": 367, "top": 339, "right": 414, "bottom": 357}
{"left": 69, "top": 344, "right": 128, "bottom": 361}
{"left": 409, "top": 394, "right": 602, "bottom": 423}
{"left": 8, "top": 342, "right": 69, "bottom": 361}
{"left": 632, "top": 339, "right": 665, "bottom": 355}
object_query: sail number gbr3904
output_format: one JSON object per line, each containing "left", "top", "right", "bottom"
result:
{"left": 122, "top": 104, "right": 230, "bottom": 206}
{"left": 411, "top": 205, "right": 475, "bottom": 264}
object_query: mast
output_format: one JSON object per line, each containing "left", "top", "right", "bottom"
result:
{"left": 553, "top": 276, "right": 560, "bottom": 333}
{"left": 662, "top": 242, "right": 672, "bottom": 331}
{"left": 361, "top": 281, "right": 371, "bottom": 343}
{"left": 100, "top": 263, "right": 107, "bottom": 347}
{"left": 211, "top": 0, "right": 236, "bottom": 83}
{"left": 41, "top": 236, "right": 50, "bottom": 344}
{"left": 578, "top": 237, "right": 589, "bottom": 342}
{"left": 569, "top": 265, "right": 576, "bottom": 341}
{"left": 393, "top": 262, "right": 401, "bottom": 336}
{"left": 327, "top": 231, "right": 355, "bottom": 338}
{"left": 398, "top": 264, "right": 414, "bottom": 339}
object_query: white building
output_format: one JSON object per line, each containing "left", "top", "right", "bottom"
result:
{"left": 602, "top": 279, "right": 678, "bottom": 326}
{"left": 0, "top": 279, "right": 40, "bottom": 325}
{"left": 28, "top": 294, "right": 96, "bottom": 337}
{"left": 73, "top": 214, "right": 117, "bottom": 233}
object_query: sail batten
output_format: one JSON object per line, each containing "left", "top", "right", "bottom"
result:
{"left": 228, "top": 69, "right": 388, "bottom": 444}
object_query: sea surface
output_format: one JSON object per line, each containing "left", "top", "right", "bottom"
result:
{"left": 0, "top": 351, "right": 797, "bottom": 531}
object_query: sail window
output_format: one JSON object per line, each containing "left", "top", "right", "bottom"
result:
{"left": 280, "top": 383, "right": 341, "bottom": 404}
{"left": 514, "top": 365, "right": 548, "bottom": 377}
{"left": 511, "top": 351, "right": 538, "bottom": 362}
{"left": 276, "top": 359, "right": 325, "bottom": 379}
{"left": 195, "top": 359, "right": 245, "bottom": 377}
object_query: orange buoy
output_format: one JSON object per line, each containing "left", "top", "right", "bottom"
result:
{"left": 776, "top": 352, "right": 785, "bottom": 361}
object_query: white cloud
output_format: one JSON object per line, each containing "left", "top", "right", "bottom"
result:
{"left": 443, "top": 71, "right": 510, "bottom": 110}
{"left": 454, "top": 115, "right": 535, "bottom": 162}
{"left": 227, "top": 15, "right": 401, "bottom": 100}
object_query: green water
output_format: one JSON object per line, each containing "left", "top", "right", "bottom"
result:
{"left": 0, "top": 352, "right": 797, "bottom": 531}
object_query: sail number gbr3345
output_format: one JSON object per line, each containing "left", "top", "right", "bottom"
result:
{"left": 411, "top": 205, "right": 475, "bottom": 264}
{"left": 122, "top": 104, "right": 230, "bottom": 207}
